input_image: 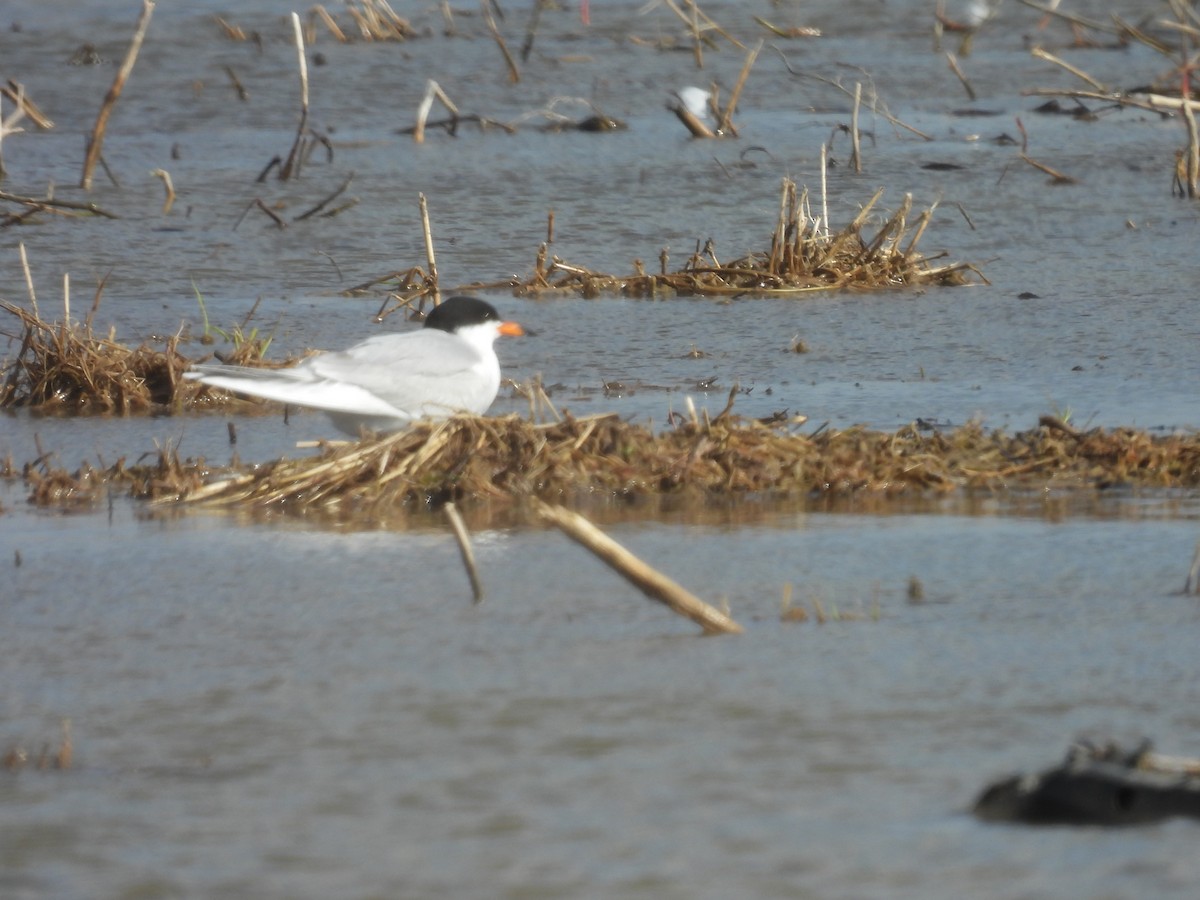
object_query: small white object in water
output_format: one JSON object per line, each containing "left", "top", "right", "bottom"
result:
{"left": 674, "top": 86, "right": 712, "bottom": 121}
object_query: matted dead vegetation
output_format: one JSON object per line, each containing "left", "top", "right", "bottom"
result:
{"left": 469, "top": 179, "right": 985, "bottom": 299}
{"left": 0, "top": 298, "right": 192, "bottom": 413}
{"left": 13, "top": 413, "right": 1199, "bottom": 519}
{"left": 0, "top": 298, "right": 282, "bottom": 414}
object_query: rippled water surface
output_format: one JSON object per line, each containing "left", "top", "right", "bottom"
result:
{"left": 2, "top": 1, "right": 1200, "bottom": 897}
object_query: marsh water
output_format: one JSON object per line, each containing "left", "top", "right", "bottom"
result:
{"left": 2, "top": 1, "right": 1200, "bottom": 897}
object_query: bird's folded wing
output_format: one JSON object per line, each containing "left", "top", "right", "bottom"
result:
{"left": 186, "top": 364, "right": 403, "bottom": 417}
{"left": 308, "top": 334, "right": 495, "bottom": 415}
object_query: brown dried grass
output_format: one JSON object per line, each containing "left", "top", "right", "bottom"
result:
{"left": 0, "top": 299, "right": 190, "bottom": 413}
{"left": 499, "top": 180, "right": 985, "bottom": 299}
{"left": 17, "top": 412, "right": 1196, "bottom": 519}
{"left": 0, "top": 299, "right": 282, "bottom": 414}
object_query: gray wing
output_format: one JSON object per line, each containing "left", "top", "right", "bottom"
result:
{"left": 306, "top": 330, "right": 500, "bottom": 416}
{"left": 185, "top": 361, "right": 404, "bottom": 418}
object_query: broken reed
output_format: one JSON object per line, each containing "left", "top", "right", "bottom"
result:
{"left": 20, "top": 413, "right": 1198, "bottom": 515}
{"left": 510, "top": 179, "right": 984, "bottom": 298}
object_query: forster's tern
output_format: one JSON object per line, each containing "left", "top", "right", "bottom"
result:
{"left": 185, "top": 295, "right": 526, "bottom": 435}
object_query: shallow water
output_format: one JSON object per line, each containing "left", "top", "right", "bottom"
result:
{"left": 2, "top": 1, "right": 1200, "bottom": 897}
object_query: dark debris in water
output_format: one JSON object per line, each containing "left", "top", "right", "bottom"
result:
{"left": 975, "top": 739, "right": 1200, "bottom": 826}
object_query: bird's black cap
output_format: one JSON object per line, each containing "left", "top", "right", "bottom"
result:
{"left": 422, "top": 296, "right": 501, "bottom": 333}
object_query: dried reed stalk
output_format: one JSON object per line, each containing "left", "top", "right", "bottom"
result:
{"left": 419, "top": 193, "right": 441, "bottom": 306}
{"left": 279, "top": 13, "right": 309, "bottom": 181}
{"left": 82, "top": 0, "right": 154, "bottom": 190}
{"left": 715, "top": 40, "right": 761, "bottom": 135}
{"left": 850, "top": 82, "right": 863, "bottom": 173}
{"left": 536, "top": 500, "right": 743, "bottom": 635}
{"left": 946, "top": 52, "right": 976, "bottom": 101}
{"left": 483, "top": 1, "right": 520, "bottom": 83}
{"left": 2, "top": 81, "right": 53, "bottom": 129}
{"left": 444, "top": 501, "right": 484, "bottom": 602}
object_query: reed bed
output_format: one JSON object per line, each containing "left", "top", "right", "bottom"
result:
{"left": 506, "top": 179, "right": 984, "bottom": 298}
{"left": 14, "top": 413, "right": 1199, "bottom": 518}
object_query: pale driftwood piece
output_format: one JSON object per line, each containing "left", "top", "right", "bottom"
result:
{"left": 81, "top": 0, "right": 155, "bottom": 190}
{"left": 444, "top": 502, "right": 484, "bottom": 603}
{"left": 535, "top": 500, "right": 744, "bottom": 635}
{"left": 419, "top": 193, "right": 441, "bottom": 306}
{"left": 279, "top": 13, "right": 309, "bottom": 180}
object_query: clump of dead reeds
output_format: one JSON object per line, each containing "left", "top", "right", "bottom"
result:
{"left": 0, "top": 298, "right": 279, "bottom": 415}
{"left": 2, "top": 719, "right": 72, "bottom": 772}
{"left": 11, "top": 412, "right": 1200, "bottom": 518}
{"left": 307, "top": 1, "right": 417, "bottom": 43}
{"left": 21, "top": 439, "right": 215, "bottom": 509}
{"left": 148, "top": 413, "right": 1200, "bottom": 518}
{"left": 0, "top": 298, "right": 190, "bottom": 413}
{"left": 504, "top": 179, "right": 984, "bottom": 298}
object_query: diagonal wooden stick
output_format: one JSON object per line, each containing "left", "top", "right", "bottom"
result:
{"left": 535, "top": 500, "right": 743, "bottom": 635}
